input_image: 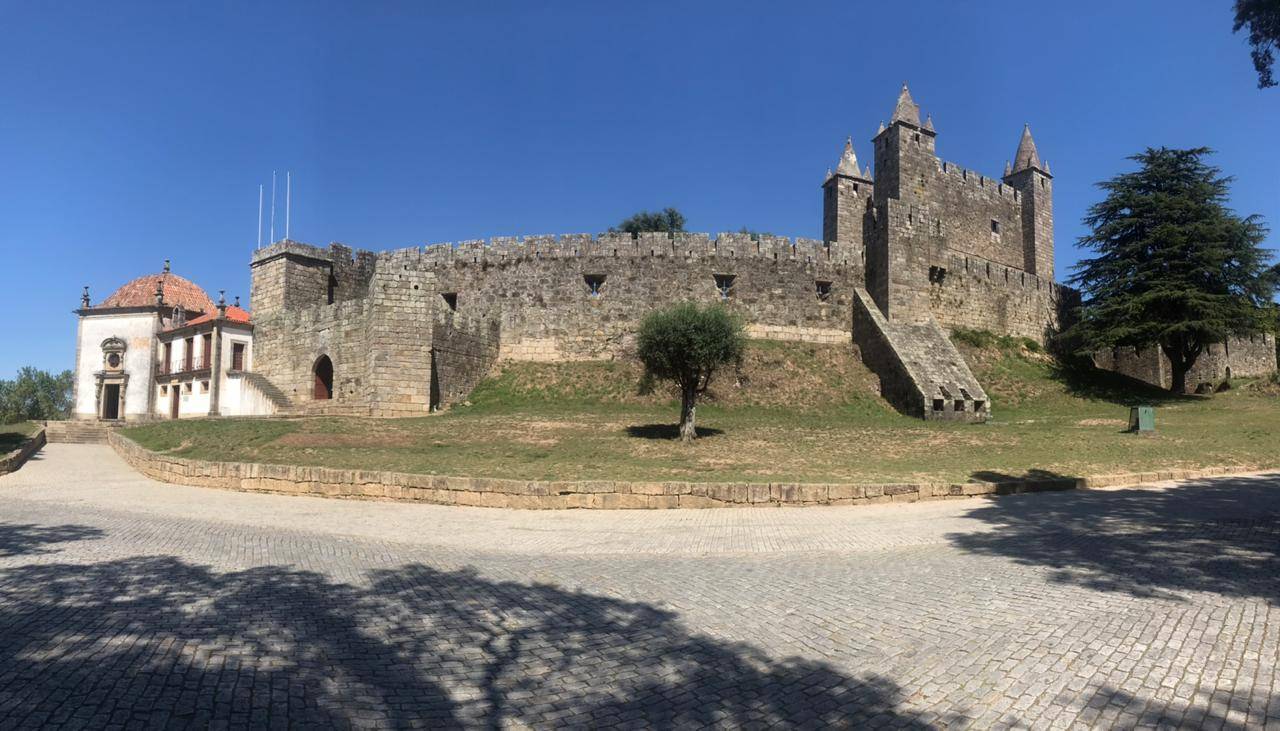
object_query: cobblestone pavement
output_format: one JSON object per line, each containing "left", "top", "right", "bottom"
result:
{"left": 3, "top": 446, "right": 1280, "bottom": 729}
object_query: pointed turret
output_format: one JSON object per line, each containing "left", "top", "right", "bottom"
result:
{"left": 1004, "top": 160, "right": 1012, "bottom": 176}
{"left": 863, "top": 165, "right": 873, "bottom": 180}
{"left": 890, "top": 83, "right": 920, "bottom": 126}
{"left": 836, "top": 136, "right": 860, "bottom": 177}
{"left": 923, "top": 114, "right": 934, "bottom": 132}
{"left": 876, "top": 120, "right": 886, "bottom": 135}
{"left": 1011, "top": 124, "right": 1042, "bottom": 172}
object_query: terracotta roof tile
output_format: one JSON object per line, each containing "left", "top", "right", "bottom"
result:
{"left": 182, "top": 305, "right": 251, "bottom": 328}
{"left": 97, "top": 272, "right": 215, "bottom": 313}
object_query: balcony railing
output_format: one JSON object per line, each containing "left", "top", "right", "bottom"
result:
{"left": 156, "top": 356, "right": 209, "bottom": 377}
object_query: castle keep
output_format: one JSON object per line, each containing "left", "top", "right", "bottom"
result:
{"left": 72, "top": 85, "right": 1276, "bottom": 424}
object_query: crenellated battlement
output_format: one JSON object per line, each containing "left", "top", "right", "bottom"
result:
{"left": 258, "top": 233, "right": 867, "bottom": 271}
{"left": 937, "top": 160, "right": 1020, "bottom": 201}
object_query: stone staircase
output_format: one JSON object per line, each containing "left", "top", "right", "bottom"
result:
{"left": 239, "top": 371, "right": 292, "bottom": 413}
{"left": 851, "top": 288, "right": 989, "bottom": 422}
{"left": 44, "top": 420, "right": 123, "bottom": 444}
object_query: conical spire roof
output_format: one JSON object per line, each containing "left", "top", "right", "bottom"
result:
{"left": 836, "top": 136, "right": 860, "bottom": 177}
{"left": 1012, "top": 124, "right": 1042, "bottom": 172}
{"left": 891, "top": 83, "right": 920, "bottom": 126}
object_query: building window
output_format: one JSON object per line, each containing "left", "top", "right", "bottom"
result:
{"left": 815, "top": 280, "right": 832, "bottom": 301}
{"left": 584, "top": 274, "right": 606, "bottom": 297}
{"left": 990, "top": 219, "right": 1001, "bottom": 234}
{"left": 184, "top": 337, "right": 194, "bottom": 371}
{"left": 231, "top": 342, "right": 246, "bottom": 371}
{"left": 714, "top": 274, "right": 736, "bottom": 299}
{"left": 200, "top": 381, "right": 209, "bottom": 394}
{"left": 441, "top": 292, "right": 458, "bottom": 312}
{"left": 160, "top": 385, "right": 167, "bottom": 396}
{"left": 202, "top": 334, "right": 212, "bottom": 367}
{"left": 184, "top": 382, "right": 193, "bottom": 394}
{"left": 327, "top": 273, "right": 337, "bottom": 305}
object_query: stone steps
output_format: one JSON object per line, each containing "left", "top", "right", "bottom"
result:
{"left": 851, "top": 288, "right": 989, "bottom": 422}
{"left": 44, "top": 420, "right": 122, "bottom": 444}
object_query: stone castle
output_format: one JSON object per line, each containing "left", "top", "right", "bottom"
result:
{"left": 73, "top": 85, "right": 1276, "bottom": 424}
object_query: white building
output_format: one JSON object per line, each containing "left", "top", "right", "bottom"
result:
{"left": 73, "top": 262, "right": 273, "bottom": 421}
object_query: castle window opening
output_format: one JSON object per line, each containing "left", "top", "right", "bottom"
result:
{"left": 974, "top": 400, "right": 985, "bottom": 412}
{"left": 815, "top": 280, "right": 832, "bottom": 301}
{"left": 714, "top": 274, "right": 736, "bottom": 299}
{"left": 954, "top": 400, "right": 965, "bottom": 412}
{"left": 313, "top": 355, "right": 334, "bottom": 401}
{"left": 932, "top": 399, "right": 945, "bottom": 412}
{"left": 583, "top": 274, "right": 606, "bottom": 297}
{"left": 913, "top": 132, "right": 920, "bottom": 143}
{"left": 991, "top": 219, "right": 1001, "bottom": 234}
{"left": 327, "top": 273, "right": 337, "bottom": 305}
{"left": 441, "top": 292, "right": 458, "bottom": 312}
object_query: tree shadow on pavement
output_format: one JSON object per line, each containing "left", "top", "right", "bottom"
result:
{"left": 0, "top": 522, "right": 103, "bottom": 558}
{"left": 949, "top": 472, "right": 1280, "bottom": 602}
{"left": 0, "top": 544, "right": 934, "bottom": 727}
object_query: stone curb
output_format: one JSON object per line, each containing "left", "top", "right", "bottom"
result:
{"left": 0, "top": 428, "right": 47, "bottom": 475}
{"left": 106, "top": 430, "right": 1262, "bottom": 510}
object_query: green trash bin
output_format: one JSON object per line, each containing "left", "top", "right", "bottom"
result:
{"left": 1128, "top": 405, "right": 1155, "bottom": 433}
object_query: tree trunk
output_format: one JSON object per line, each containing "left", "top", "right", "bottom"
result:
{"left": 1161, "top": 338, "right": 1199, "bottom": 394}
{"left": 679, "top": 386, "right": 697, "bottom": 443}
{"left": 1169, "top": 362, "right": 1188, "bottom": 395}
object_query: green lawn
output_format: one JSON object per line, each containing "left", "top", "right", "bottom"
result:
{"left": 122, "top": 341, "right": 1280, "bottom": 484}
{"left": 0, "top": 421, "right": 40, "bottom": 453}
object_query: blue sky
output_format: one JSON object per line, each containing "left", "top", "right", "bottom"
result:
{"left": 1, "top": 1, "right": 1276, "bottom": 378}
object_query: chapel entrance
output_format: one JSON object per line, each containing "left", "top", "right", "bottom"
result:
{"left": 102, "top": 384, "right": 121, "bottom": 420}
{"left": 313, "top": 355, "right": 333, "bottom": 400}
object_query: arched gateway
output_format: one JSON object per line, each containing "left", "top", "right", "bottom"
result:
{"left": 313, "top": 355, "right": 333, "bottom": 400}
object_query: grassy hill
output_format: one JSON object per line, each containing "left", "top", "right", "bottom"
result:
{"left": 122, "top": 338, "right": 1280, "bottom": 484}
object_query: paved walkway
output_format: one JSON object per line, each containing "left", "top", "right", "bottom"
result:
{"left": 2, "top": 445, "right": 1280, "bottom": 728}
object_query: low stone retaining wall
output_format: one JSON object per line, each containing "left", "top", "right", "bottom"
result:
{"left": 108, "top": 431, "right": 1259, "bottom": 509}
{"left": 0, "top": 428, "right": 46, "bottom": 475}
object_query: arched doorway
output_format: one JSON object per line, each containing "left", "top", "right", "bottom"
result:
{"left": 313, "top": 355, "right": 333, "bottom": 400}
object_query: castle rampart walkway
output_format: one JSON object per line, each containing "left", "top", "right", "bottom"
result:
{"left": 3, "top": 444, "right": 1280, "bottom": 727}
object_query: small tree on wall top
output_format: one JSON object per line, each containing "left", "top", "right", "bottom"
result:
{"left": 1068, "top": 147, "right": 1275, "bottom": 393}
{"left": 636, "top": 303, "right": 745, "bottom": 442}
{"left": 612, "top": 208, "right": 686, "bottom": 235}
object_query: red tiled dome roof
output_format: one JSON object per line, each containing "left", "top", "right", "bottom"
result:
{"left": 98, "top": 272, "right": 215, "bottom": 313}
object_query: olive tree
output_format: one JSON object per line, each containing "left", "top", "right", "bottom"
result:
{"left": 636, "top": 303, "right": 745, "bottom": 442}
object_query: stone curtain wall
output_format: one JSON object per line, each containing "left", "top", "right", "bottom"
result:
{"left": 431, "top": 313, "right": 501, "bottom": 408}
{"left": 1095, "top": 333, "right": 1278, "bottom": 392}
{"left": 249, "top": 235, "right": 866, "bottom": 416}
{"left": 927, "top": 250, "right": 1072, "bottom": 343}
{"left": 428, "top": 233, "right": 863, "bottom": 361}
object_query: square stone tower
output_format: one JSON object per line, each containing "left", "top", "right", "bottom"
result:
{"left": 865, "top": 84, "right": 946, "bottom": 323}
